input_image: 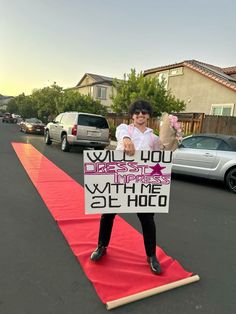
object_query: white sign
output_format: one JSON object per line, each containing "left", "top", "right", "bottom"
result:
{"left": 84, "top": 150, "right": 172, "bottom": 214}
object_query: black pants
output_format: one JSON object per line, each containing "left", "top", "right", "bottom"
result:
{"left": 98, "top": 213, "right": 156, "bottom": 257}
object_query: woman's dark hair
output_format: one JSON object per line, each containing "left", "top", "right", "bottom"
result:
{"left": 129, "top": 99, "right": 153, "bottom": 116}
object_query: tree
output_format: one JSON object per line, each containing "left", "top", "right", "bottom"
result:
{"left": 6, "top": 98, "right": 18, "bottom": 114}
{"left": 111, "top": 69, "right": 186, "bottom": 116}
{"left": 61, "top": 90, "right": 108, "bottom": 116}
{"left": 8, "top": 93, "right": 38, "bottom": 118}
{"left": 7, "top": 84, "right": 108, "bottom": 122}
{"left": 31, "top": 83, "right": 63, "bottom": 121}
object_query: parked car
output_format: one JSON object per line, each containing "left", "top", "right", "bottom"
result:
{"left": 44, "top": 112, "right": 110, "bottom": 152}
{"left": 2, "top": 112, "right": 16, "bottom": 123}
{"left": 12, "top": 114, "right": 22, "bottom": 123}
{"left": 20, "top": 118, "right": 45, "bottom": 134}
{"left": 172, "top": 134, "right": 236, "bottom": 193}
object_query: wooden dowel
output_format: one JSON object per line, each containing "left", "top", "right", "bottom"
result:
{"left": 106, "top": 274, "right": 200, "bottom": 310}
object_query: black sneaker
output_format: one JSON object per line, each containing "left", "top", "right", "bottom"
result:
{"left": 147, "top": 255, "right": 162, "bottom": 274}
{"left": 90, "top": 246, "right": 107, "bottom": 261}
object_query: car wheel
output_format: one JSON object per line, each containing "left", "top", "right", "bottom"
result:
{"left": 225, "top": 168, "right": 236, "bottom": 193}
{"left": 61, "top": 135, "right": 71, "bottom": 152}
{"left": 45, "top": 130, "right": 52, "bottom": 145}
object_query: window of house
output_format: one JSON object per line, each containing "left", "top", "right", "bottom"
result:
{"left": 211, "top": 104, "right": 234, "bottom": 116}
{"left": 96, "top": 86, "right": 107, "bottom": 100}
{"left": 157, "top": 71, "right": 169, "bottom": 89}
{"left": 169, "top": 67, "right": 183, "bottom": 76}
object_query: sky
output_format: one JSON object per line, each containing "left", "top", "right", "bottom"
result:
{"left": 1, "top": 0, "right": 236, "bottom": 96}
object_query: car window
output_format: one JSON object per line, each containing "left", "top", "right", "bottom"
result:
{"left": 78, "top": 115, "right": 109, "bottom": 129}
{"left": 26, "top": 118, "right": 42, "bottom": 123}
{"left": 181, "top": 137, "right": 203, "bottom": 148}
{"left": 182, "top": 137, "right": 221, "bottom": 150}
{"left": 217, "top": 140, "right": 231, "bottom": 151}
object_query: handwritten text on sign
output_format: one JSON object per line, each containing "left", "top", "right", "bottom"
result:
{"left": 84, "top": 150, "right": 172, "bottom": 214}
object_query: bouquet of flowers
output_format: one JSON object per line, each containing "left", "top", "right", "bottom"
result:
{"left": 159, "top": 112, "right": 182, "bottom": 151}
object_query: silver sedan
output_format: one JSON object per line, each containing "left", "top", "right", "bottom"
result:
{"left": 172, "top": 134, "right": 236, "bottom": 193}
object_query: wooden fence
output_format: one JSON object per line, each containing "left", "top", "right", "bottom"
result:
{"left": 106, "top": 113, "right": 236, "bottom": 136}
{"left": 202, "top": 115, "right": 236, "bottom": 135}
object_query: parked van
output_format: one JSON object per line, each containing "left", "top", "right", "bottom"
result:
{"left": 44, "top": 112, "right": 110, "bottom": 151}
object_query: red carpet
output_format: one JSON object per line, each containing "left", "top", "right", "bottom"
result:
{"left": 12, "top": 143, "right": 198, "bottom": 308}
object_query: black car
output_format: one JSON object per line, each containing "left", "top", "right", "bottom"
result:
{"left": 20, "top": 118, "right": 45, "bottom": 134}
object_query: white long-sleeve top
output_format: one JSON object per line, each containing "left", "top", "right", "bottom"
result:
{"left": 115, "top": 123, "right": 161, "bottom": 151}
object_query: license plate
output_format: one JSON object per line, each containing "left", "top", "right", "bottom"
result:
{"left": 87, "top": 131, "right": 101, "bottom": 137}
{"left": 36, "top": 129, "right": 41, "bottom": 132}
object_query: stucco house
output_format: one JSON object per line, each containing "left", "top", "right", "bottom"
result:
{"left": 69, "top": 73, "right": 118, "bottom": 112}
{"left": 0, "top": 94, "right": 14, "bottom": 111}
{"left": 144, "top": 60, "right": 236, "bottom": 117}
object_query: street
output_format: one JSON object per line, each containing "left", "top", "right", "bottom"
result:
{"left": 0, "top": 121, "right": 236, "bottom": 314}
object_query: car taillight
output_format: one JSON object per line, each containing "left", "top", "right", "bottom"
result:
{"left": 72, "top": 125, "right": 77, "bottom": 136}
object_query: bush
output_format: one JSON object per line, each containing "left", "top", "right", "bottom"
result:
{"left": 153, "top": 129, "right": 159, "bottom": 136}
{"left": 109, "top": 125, "right": 117, "bottom": 140}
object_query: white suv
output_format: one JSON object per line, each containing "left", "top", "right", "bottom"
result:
{"left": 44, "top": 112, "right": 110, "bottom": 152}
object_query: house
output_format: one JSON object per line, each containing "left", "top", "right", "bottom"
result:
{"left": 144, "top": 60, "right": 236, "bottom": 117}
{"left": 0, "top": 94, "right": 14, "bottom": 111}
{"left": 69, "top": 73, "right": 118, "bottom": 112}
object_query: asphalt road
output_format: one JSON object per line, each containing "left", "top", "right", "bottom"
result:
{"left": 0, "top": 120, "right": 236, "bottom": 314}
